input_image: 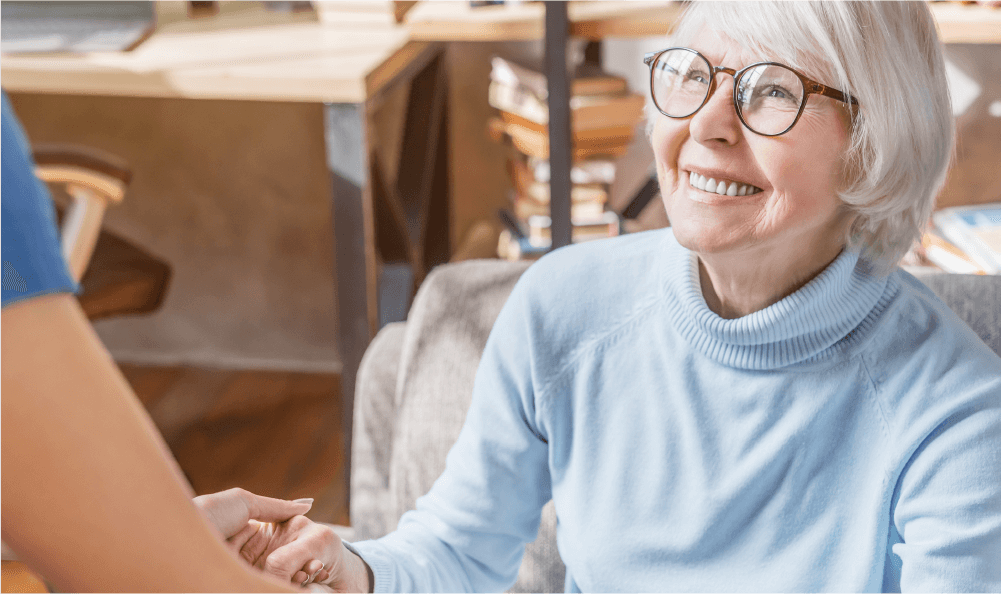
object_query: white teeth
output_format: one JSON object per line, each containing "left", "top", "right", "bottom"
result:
{"left": 687, "top": 170, "right": 760, "bottom": 196}
{"left": 689, "top": 172, "right": 710, "bottom": 192}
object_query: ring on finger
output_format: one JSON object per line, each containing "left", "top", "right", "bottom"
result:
{"left": 302, "top": 562, "right": 325, "bottom": 587}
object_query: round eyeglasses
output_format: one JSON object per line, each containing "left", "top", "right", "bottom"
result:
{"left": 643, "top": 47, "right": 858, "bottom": 137}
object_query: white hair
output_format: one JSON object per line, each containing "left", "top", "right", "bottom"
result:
{"left": 657, "top": 1, "right": 954, "bottom": 273}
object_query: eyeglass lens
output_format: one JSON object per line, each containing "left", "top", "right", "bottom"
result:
{"left": 651, "top": 49, "right": 806, "bottom": 136}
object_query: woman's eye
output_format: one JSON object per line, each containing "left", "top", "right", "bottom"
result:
{"left": 688, "top": 72, "right": 709, "bottom": 84}
{"left": 766, "top": 87, "right": 788, "bottom": 99}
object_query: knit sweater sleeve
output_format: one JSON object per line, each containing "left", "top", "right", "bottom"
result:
{"left": 349, "top": 267, "right": 552, "bottom": 593}
{"left": 891, "top": 382, "right": 1001, "bottom": 591}
{"left": 877, "top": 326, "right": 1001, "bottom": 591}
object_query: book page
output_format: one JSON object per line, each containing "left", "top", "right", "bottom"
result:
{"left": 961, "top": 207, "right": 1001, "bottom": 256}
{"left": 972, "top": 228, "right": 1001, "bottom": 255}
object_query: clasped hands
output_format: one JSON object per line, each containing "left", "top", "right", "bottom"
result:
{"left": 193, "top": 488, "right": 369, "bottom": 592}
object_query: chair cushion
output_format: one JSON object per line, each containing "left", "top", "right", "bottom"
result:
{"left": 351, "top": 322, "right": 407, "bottom": 541}
{"left": 391, "top": 259, "right": 531, "bottom": 513}
{"left": 911, "top": 271, "right": 1001, "bottom": 357}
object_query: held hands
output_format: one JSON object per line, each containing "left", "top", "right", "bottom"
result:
{"left": 193, "top": 488, "right": 328, "bottom": 587}
{"left": 239, "top": 515, "right": 372, "bottom": 592}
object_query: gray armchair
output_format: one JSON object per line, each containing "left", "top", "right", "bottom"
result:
{"left": 348, "top": 259, "right": 1001, "bottom": 593}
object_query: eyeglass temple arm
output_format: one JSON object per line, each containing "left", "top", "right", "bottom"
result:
{"left": 643, "top": 52, "right": 658, "bottom": 66}
{"left": 808, "top": 81, "right": 858, "bottom": 106}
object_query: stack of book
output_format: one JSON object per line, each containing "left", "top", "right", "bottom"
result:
{"left": 910, "top": 202, "right": 1001, "bottom": 274}
{"left": 488, "top": 56, "right": 645, "bottom": 260}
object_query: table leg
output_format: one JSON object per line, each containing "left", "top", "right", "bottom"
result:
{"left": 325, "top": 102, "right": 376, "bottom": 512}
{"left": 324, "top": 45, "right": 450, "bottom": 518}
{"left": 545, "top": 0, "right": 573, "bottom": 250}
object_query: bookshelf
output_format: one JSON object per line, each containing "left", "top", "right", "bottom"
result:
{"left": 407, "top": 1, "right": 685, "bottom": 251}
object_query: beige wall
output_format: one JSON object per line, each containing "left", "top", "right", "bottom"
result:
{"left": 11, "top": 93, "right": 341, "bottom": 371}
{"left": 938, "top": 44, "right": 1001, "bottom": 210}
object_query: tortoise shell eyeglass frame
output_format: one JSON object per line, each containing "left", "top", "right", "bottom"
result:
{"left": 643, "top": 47, "right": 860, "bottom": 137}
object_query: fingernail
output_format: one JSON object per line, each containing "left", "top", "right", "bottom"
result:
{"left": 293, "top": 498, "right": 314, "bottom": 505}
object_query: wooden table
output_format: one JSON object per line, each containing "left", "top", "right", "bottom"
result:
{"left": 2, "top": 6, "right": 451, "bottom": 497}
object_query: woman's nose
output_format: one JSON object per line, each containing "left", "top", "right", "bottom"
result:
{"left": 688, "top": 74, "right": 742, "bottom": 146}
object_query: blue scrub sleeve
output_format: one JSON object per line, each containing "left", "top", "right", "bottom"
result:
{"left": 2, "top": 91, "right": 79, "bottom": 308}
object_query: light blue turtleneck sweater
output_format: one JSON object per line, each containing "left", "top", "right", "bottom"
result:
{"left": 351, "top": 229, "right": 1001, "bottom": 592}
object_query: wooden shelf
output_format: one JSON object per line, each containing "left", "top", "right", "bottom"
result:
{"left": 931, "top": 3, "right": 1001, "bottom": 44}
{"left": 404, "top": 1, "right": 682, "bottom": 42}
{"left": 406, "top": 1, "right": 1000, "bottom": 44}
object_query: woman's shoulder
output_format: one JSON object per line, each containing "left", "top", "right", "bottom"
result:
{"left": 502, "top": 228, "right": 675, "bottom": 354}
{"left": 516, "top": 228, "right": 672, "bottom": 310}
{"left": 860, "top": 268, "right": 1000, "bottom": 431}
{"left": 885, "top": 269, "right": 999, "bottom": 364}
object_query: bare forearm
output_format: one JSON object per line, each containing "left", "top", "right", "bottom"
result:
{"left": 1, "top": 295, "right": 297, "bottom": 592}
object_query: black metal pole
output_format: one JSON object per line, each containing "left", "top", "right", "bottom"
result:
{"left": 544, "top": 1, "right": 572, "bottom": 250}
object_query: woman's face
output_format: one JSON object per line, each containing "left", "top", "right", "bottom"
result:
{"left": 652, "top": 29, "right": 853, "bottom": 262}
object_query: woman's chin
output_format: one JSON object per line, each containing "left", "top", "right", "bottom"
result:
{"left": 670, "top": 219, "right": 753, "bottom": 256}
{"left": 666, "top": 195, "right": 753, "bottom": 254}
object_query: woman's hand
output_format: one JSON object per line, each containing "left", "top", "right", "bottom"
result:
{"left": 244, "top": 516, "right": 372, "bottom": 591}
{"left": 193, "top": 487, "right": 313, "bottom": 541}
{"left": 194, "top": 487, "right": 329, "bottom": 586}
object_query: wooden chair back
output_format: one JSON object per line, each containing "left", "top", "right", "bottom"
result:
{"left": 32, "top": 144, "right": 131, "bottom": 281}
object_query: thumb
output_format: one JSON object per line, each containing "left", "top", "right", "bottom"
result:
{"left": 243, "top": 492, "right": 314, "bottom": 523}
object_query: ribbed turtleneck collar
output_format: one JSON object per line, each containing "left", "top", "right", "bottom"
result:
{"left": 661, "top": 233, "right": 899, "bottom": 370}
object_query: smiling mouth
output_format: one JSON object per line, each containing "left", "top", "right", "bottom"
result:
{"left": 687, "top": 171, "right": 762, "bottom": 197}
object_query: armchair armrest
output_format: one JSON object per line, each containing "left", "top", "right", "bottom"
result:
{"left": 351, "top": 322, "right": 407, "bottom": 541}
{"left": 359, "top": 259, "right": 564, "bottom": 592}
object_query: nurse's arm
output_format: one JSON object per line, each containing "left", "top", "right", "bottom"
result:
{"left": 1, "top": 292, "right": 296, "bottom": 592}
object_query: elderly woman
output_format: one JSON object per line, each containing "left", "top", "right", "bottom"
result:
{"left": 268, "top": 1, "right": 1001, "bottom": 591}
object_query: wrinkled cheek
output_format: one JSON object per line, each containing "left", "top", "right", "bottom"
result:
{"left": 651, "top": 118, "right": 686, "bottom": 199}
